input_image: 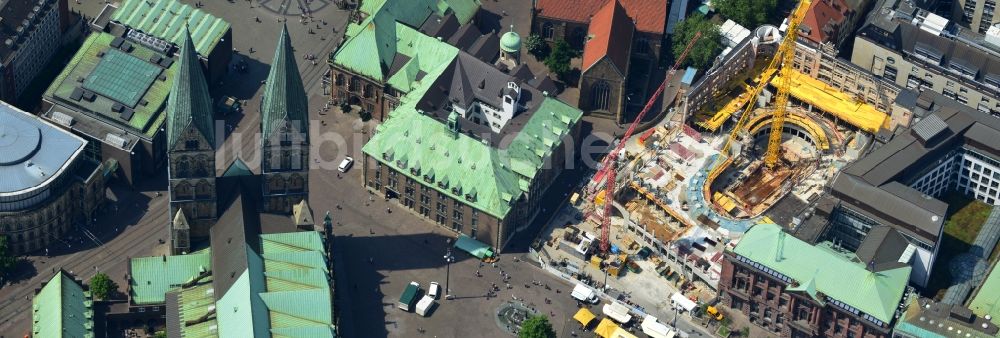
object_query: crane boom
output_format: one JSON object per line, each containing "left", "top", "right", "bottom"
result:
{"left": 596, "top": 32, "right": 702, "bottom": 253}
{"left": 764, "top": 0, "right": 811, "bottom": 168}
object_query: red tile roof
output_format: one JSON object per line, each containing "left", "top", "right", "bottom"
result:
{"left": 536, "top": 0, "right": 667, "bottom": 34}
{"left": 800, "top": 0, "right": 849, "bottom": 44}
{"left": 582, "top": 0, "right": 634, "bottom": 72}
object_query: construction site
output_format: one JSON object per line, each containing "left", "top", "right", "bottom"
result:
{"left": 532, "top": 0, "right": 903, "bottom": 322}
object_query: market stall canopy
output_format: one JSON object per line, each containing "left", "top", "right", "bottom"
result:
{"left": 602, "top": 302, "right": 633, "bottom": 323}
{"left": 641, "top": 315, "right": 676, "bottom": 338}
{"left": 595, "top": 318, "right": 620, "bottom": 338}
{"left": 573, "top": 308, "right": 596, "bottom": 327}
{"left": 671, "top": 293, "right": 697, "bottom": 312}
{"left": 611, "top": 327, "right": 639, "bottom": 338}
{"left": 453, "top": 235, "right": 494, "bottom": 259}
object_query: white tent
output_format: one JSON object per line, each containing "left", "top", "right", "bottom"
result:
{"left": 602, "top": 302, "right": 633, "bottom": 324}
{"left": 671, "top": 293, "right": 697, "bottom": 312}
{"left": 641, "top": 315, "right": 677, "bottom": 338}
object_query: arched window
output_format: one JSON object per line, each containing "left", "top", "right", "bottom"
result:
{"left": 195, "top": 180, "right": 211, "bottom": 198}
{"left": 175, "top": 182, "right": 193, "bottom": 199}
{"left": 289, "top": 174, "right": 305, "bottom": 191}
{"left": 542, "top": 22, "right": 554, "bottom": 40}
{"left": 591, "top": 81, "right": 611, "bottom": 111}
{"left": 176, "top": 157, "right": 190, "bottom": 177}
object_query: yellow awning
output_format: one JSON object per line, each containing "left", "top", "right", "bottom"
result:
{"left": 573, "top": 308, "right": 596, "bottom": 327}
{"left": 595, "top": 318, "right": 620, "bottom": 338}
{"left": 611, "top": 327, "right": 640, "bottom": 338}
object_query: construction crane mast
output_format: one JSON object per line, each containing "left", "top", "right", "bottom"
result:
{"left": 593, "top": 32, "right": 702, "bottom": 253}
{"left": 715, "top": 0, "right": 812, "bottom": 165}
{"left": 764, "top": 0, "right": 812, "bottom": 168}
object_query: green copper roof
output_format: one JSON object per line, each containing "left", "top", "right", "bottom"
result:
{"left": 213, "top": 231, "right": 334, "bottom": 337}
{"left": 223, "top": 158, "right": 254, "bottom": 177}
{"left": 112, "top": 0, "right": 230, "bottom": 56}
{"left": 129, "top": 250, "right": 211, "bottom": 305}
{"left": 167, "top": 28, "right": 216, "bottom": 149}
{"left": 333, "top": 0, "right": 477, "bottom": 81}
{"left": 731, "top": 224, "right": 910, "bottom": 323}
{"left": 261, "top": 25, "right": 310, "bottom": 142}
{"left": 44, "top": 32, "right": 173, "bottom": 139}
{"left": 175, "top": 275, "right": 217, "bottom": 337}
{"left": 384, "top": 24, "right": 459, "bottom": 93}
{"left": 500, "top": 30, "right": 521, "bottom": 53}
{"left": 970, "top": 260, "right": 1000, "bottom": 325}
{"left": 363, "top": 95, "right": 581, "bottom": 219}
{"left": 32, "top": 272, "right": 94, "bottom": 338}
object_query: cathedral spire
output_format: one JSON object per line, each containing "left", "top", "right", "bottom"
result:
{"left": 167, "top": 25, "right": 216, "bottom": 149}
{"left": 261, "top": 23, "right": 309, "bottom": 141}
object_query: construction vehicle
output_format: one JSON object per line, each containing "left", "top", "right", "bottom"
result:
{"left": 707, "top": 306, "right": 724, "bottom": 321}
{"left": 590, "top": 33, "right": 703, "bottom": 253}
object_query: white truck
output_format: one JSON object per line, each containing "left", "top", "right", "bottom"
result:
{"left": 571, "top": 283, "right": 600, "bottom": 304}
{"left": 415, "top": 295, "right": 436, "bottom": 316}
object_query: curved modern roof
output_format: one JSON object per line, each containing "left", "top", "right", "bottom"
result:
{"left": 0, "top": 101, "right": 85, "bottom": 195}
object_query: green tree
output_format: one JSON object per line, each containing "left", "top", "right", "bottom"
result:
{"left": 525, "top": 34, "right": 548, "bottom": 58}
{"left": 713, "top": 0, "right": 777, "bottom": 28}
{"left": 543, "top": 40, "right": 576, "bottom": 80}
{"left": 672, "top": 14, "right": 723, "bottom": 69}
{"left": 519, "top": 315, "right": 556, "bottom": 338}
{"left": 0, "top": 236, "right": 16, "bottom": 278}
{"left": 89, "top": 272, "right": 117, "bottom": 300}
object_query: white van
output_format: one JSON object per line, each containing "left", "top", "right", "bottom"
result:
{"left": 338, "top": 156, "right": 354, "bottom": 172}
{"left": 416, "top": 295, "right": 436, "bottom": 316}
{"left": 428, "top": 282, "right": 441, "bottom": 299}
{"left": 571, "top": 284, "right": 600, "bottom": 304}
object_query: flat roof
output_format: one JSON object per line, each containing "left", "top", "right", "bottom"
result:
{"left": 83, "top": 49, "right": 162, "bottom": 108}
{"left": 44, "top": 32, "right": 174, "bottom": 139}
{"left": 0, "top": 101, "right": 86, "bottom": 195}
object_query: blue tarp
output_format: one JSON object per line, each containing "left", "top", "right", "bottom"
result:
{"left": 681, "top": 67, "right": 698, "bottom": 86}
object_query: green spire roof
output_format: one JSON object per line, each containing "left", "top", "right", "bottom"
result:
{"left": 167, "top": 27, "right": 216, "bottom": 149}
{"left": 261, "top": 24, "right": 309, "bottom": 141}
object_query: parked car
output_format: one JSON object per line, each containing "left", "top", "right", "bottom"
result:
{"left": 428, "top": 281, "right": 441, "bottom": 299}
{"left": 338, "top": 156, "right": 354, "bottom": 172}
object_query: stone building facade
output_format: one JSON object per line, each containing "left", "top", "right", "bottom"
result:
{"left": 0, "top": 101, "right": 104, "bottom": 255}
{"left": 168, "top": 27, "right": 309, "bottom": 254}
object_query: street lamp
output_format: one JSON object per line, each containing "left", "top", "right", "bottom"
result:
{"left": 444, "top": 240, "right": 455, "bottom": 300}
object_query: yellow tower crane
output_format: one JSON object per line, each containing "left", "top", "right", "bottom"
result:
{"left": 764, "top": 0, "right": 812, "bottom": 168}
{"left": 718, "top": 0, "right": 812, "bottom": 165}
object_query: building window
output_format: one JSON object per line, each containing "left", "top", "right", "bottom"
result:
{"left": 635, "top": 36, "right": 650, "bottom": 54}
{"left": 541, "top": 22, "right": 554, "bottom": 40}
{"left": 437, "top": 202, "right": 447, "bottom": 213}
{"left": 591, "top": 81, "right": 611, "bottom": 111}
